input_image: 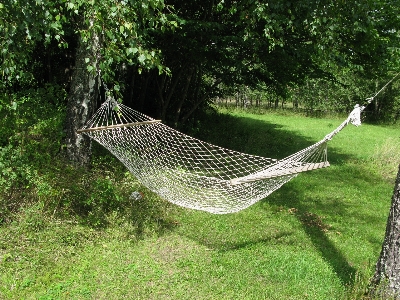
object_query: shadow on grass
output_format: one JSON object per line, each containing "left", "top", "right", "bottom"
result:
{"left": 216, "top": 231, "right": 294, "bottom": 251}
{"left": 302, "top": 220, "right": 357, "bottom": 285}
{"left": 191, "top": 109, "right": 351, "bottom": 161}
{"left": 183, "top": 111, "right": 385, "bottom": 286}
{"left": 264, "top": 184, "right": 357, "bottom": 285}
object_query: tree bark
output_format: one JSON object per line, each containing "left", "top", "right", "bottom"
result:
{"left": 370, "top": 164, "right": 400, "bottom": 298}
{"left": 174, "top": 66, "right": 195, "bottom": 126}
{"left": 64, "top": 28, "right": 101, "bottom": 167}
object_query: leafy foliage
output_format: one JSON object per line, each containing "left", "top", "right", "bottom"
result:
{"left": 115, "top": 0, "right": 400, "bottom": 124}
{"left": 0, "top": 85, "right": 66, "bottom": 190}
{"left": 1, "top": 0, "right": 399, "bottom": 124}
{"left": 0, "top": 85, "right": 65, "bottom": 223}
{"left": 0, "top": 0, "right": 177, "bottom": 89}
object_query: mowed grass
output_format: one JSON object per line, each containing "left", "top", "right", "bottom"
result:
{"left": 1, "top": 109, "right": 399, "bottom": 299}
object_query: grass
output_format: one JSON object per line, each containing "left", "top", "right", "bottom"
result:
{"left": 1, "top": 107, "right": 399, "bottom": 299}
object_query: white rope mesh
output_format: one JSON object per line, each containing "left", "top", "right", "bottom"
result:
{"left": 78, "top": 98, "right": 362, "bottom": 214}
{"left": 76, "top": 73, "right": 400, "bottom": 213}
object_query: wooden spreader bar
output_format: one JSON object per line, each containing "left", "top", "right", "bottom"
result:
{"left": 230, "top": 161, "right": 330, "bottom": 185}
{"left": 77, "top": 120, "right": 162, "bottom": 134}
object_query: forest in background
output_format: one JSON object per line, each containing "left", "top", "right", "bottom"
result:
{"left": 1, "top": 0, "right": 399, "bottom": 125}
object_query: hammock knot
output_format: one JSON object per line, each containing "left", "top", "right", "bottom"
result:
{"left": 349, "top": 104, "right": 363, "bottom": 127}
{"left": 105, "top": 96, "right": 120, "bottom": 111}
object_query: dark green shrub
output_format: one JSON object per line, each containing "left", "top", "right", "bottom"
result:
{"left": 0, "top": 84, "right": 66, "bottom": 221}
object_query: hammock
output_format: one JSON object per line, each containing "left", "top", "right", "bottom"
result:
{"left": 77, "top": 97, "right": 364, "bottom": 214}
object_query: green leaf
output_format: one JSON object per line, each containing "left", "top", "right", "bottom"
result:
{"left": 120, "top": 25, "right": 124, "bottom": 33}
{"left": 138, "top": 54, "right": 146, "bottom": 63}
{"left": 157, "top": 65, "right": 163, "bottom": 75}
{"left": 126, "top": 47, "right": 138, "bottom": 56}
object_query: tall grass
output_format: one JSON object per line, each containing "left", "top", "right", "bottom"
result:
{"left": 1, "top": 103, "right": 399, "bottom": 299}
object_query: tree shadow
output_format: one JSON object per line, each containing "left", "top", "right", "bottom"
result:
{"left": 301, "top": 218, "right": 357, "bottom": 285}
{"left": 216, "top": 231, "right": 294, "bottom": 251}
{"left": 263, "top": 184, "right": 357, "bottom": 285}
{"left": 191, "top": 110, "right": 351, "bottom": 161}
{"left": 182, "top": 111, "right": 383, "bottom": 286}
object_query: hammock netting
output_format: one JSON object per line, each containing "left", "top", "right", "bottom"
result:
{"left": 77, "top": 97, "right": 364, "bottom": 214}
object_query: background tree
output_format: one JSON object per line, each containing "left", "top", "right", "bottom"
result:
{"left": 119, "top": 0, "right": 400, "bottom": 125}
{"left": 0, "top": 0, "right": 177, "bottom": 165}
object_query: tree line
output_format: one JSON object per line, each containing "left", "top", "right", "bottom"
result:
{"left": 1, "top": 1, "right": 399, "bottom": 129}
{"left": 216, "top": 75, "right": 400, "bottom": 123}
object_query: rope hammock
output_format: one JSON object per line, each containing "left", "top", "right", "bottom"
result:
{"left": 77, "top": 75, "right": 398, "bottom": 214}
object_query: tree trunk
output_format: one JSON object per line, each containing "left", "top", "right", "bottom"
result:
{"left": 64, "top": 29, "right": 101, "bottom": 167}
{"left": 370, "top": 164, "right": 400, "bottom": 298}
{"left": 174, "top": 67, "right": 195, "bottom": 126}
{"left": 124, "top": 65, "right": 136, "bottom": 108}
{"left": 136, "top": 70, "right": 150, "bottom": 112}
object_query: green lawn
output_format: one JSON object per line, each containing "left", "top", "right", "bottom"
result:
{"left": 1, "top": 109, "right": 399, "bottom": 299}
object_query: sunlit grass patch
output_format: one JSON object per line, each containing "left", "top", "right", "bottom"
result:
{"left": 370, "top": 137, "right": 400, "bottom": 182}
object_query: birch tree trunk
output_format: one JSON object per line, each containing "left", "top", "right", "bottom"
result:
{"left": 370, "top": 164, "right": 400, "bottom": 298}
{"left": 64, "top": 29, "right": 101, "bottom": 166}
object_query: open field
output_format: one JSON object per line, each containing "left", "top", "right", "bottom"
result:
{"left": 1, "top": 108, "right": 399, "bottom": 299}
